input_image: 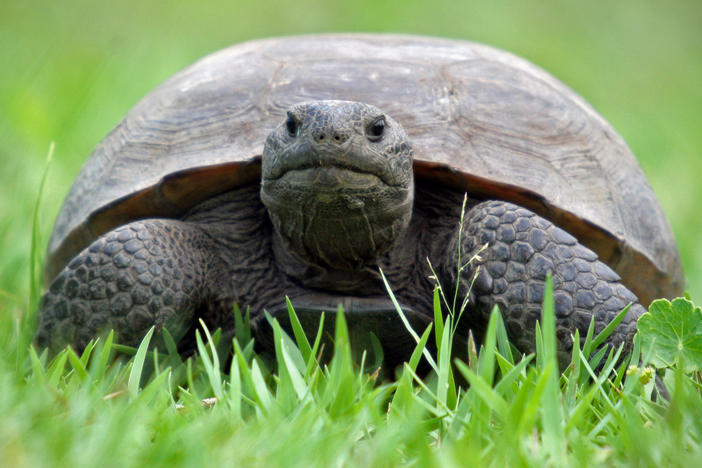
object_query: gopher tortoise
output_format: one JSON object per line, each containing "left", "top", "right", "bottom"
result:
{"left": 37, "top": 34, "right": 683, "bottom": 366}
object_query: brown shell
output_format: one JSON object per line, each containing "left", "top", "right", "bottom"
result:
{"left": 46, "top": 34, "right": 683, "bottom": 305}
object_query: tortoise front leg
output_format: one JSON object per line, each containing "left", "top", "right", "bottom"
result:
{"left": 442, "top": 200, "right": 646, "bottom": 367}
{"left": 36, "top": 219, "right": 229, "bottom": 354}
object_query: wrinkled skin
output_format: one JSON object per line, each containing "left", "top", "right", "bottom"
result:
{"left": 37, "top": 100, "right": 645, "bottom": 369}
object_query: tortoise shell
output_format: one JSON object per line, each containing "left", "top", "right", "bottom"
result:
{"left": 46, "top": 34, "right": 683, "bottom": 305}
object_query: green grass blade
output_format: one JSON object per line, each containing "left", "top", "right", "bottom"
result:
{"left": 535, "top": 321, "right": 544, "bottom": 368}
{"left": 492, "top": 306, "right": 514, "bottom": 366}
{"left": 128, "top": 326, "right": 155, "bottom": 396}
{"left": 407, "top": 324, "right": 433, "bottom": 374}
{"left": 590, "top": 304, "right": 631, "bottom": 351}
{"left": 380, "top": 268, "right": 438, "bottom": 372}
{"left": 436, "top": 314, "right": 452, "bottom": 408}
{"left": 494, "top": 351, "right": 516, "bottom": 378}
{"left": 513, "top": 364, "right": 552, "bottom": 434}
{"left": 232, "top": 339, "right": 257, "bottom": 407}
{"left": 66, "top": 347, "right": 89, "bottom": 382}
{"left": 581, "top": 316, "right": 597, "bottom": 359}
{"left": 79, "top": 339, "right": 96, "bottom": 366}
{"left": 271, "top": 316, "right": 295, "bottom": 407}
{"left": 195, "top": 322, "right": 224, "bottom": 400}
{"left": 286, "top": 297, "right": 312, "bottom": 361}
{"left": 28, "top": 346, "right": 46, "bottom": 382}
{"left": 89, "top": 331, "right": 114, "bottom": 382}
{"left": 479, "top": 306, "right": 501, "bottom": 386}
{"left": 264, "top": 310, "right": 306, "bottom": 375}
{"left": 361, "top": 331, "right": 384, "bottom": 374}
{"left": 539, "top": 274, "right": 558, "bottom": 370}
{"left": 46, "top": 350, "right": 68, "bottom": 389}
{"left": 20, "top": 143, "right": 55, "bottom": 371}
{"left": 565, "top": 330, "right": 581, "bottom": 405}
{"left": 229, "top": 350, "right": 242, "bottom": 419}
{"left": 161, "top": 327, "right": 179, "bottom": 358}
{"left": 587, "top": 347, "right": 608, "bottom": 372}
{"left": 233, "top": 303, "right": 252, "bottom": 346}
{"left": 306, "top": 312, "right": 325, "bottom": 379}
{"left": 539, "top": 275, "right": 565, "bottom": 463}
{"left": 494, "top": 354, "right": 534, "bottom": 397}
{"left": 455, "top": 360, "right": 509, "bottom": 418}
{"left": 280, "top": 335, "right": 308, "bottom": 400}
{"left": 201, "top": 320, "right": 222, "bottom": 370}
{"left": 135, "top": 368, "right": 171, "bottom": 405}
{"left": 391, "top": 325, "right": 432, "bottom": 411}
{"left": 564, "top": 349, "right": 609, "bottom": 433}
{"left": 450, "top": 193, "right": 469, "bottom": 314}
{"left": 251, "top": 359, "right": 273, "bottom": 413}
{"left": 433, "top": 285, "right": 444, "bottom": 350}
{"left": 111, "top": 343, "right": 137, "bottom": 356}
{"left": 404, "top": 366, "right": 452, "bottom": 418}
{"left": 28, "top": 142, "right": 54, "bottom": 317}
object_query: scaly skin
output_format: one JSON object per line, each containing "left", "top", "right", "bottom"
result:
{"left": 446, "top": 200, "right": 644, "bottom": 367}
{"left": 36, "top": 220, "right": 228, "bottom": 353}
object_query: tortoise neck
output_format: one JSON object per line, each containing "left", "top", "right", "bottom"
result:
{"left": 271, "top": 231, "right": 389, "bottom": 293}
{"left": 261, "top": 180, "right": 414, "bottom": 280}
{"left": 266, "top": 188, "right": 415, "bottom": 293}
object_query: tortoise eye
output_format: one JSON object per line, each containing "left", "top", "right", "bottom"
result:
{"left": 285, "top": 112, "right": 299, "bottom": 137}
{"left": 366, "top": 117, "right": 386, "bottom": 141}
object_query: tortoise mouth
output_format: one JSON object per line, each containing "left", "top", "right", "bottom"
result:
{"left": 260, "top": 164, "right": 413, "bottom": 216}
{"left": 259, "top": 171, "right": 413, "bottom": 227}
{"left": 262, "top": 136, "right": 411, "bottom": 189}
{"left": 265, "top": 166, "right": 386, "bottom": 192}
{"left": 263, "top": 155, "right": 403, "bottom": 188}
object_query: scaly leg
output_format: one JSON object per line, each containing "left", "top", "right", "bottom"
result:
{"left": 36, "top": 219, "right": 229, "bottom": 354}
{"left": 443, "top": 200, "right": 645, "bottom": 367}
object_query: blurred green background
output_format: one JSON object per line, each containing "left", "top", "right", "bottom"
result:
{"left": 1, "top": 0, "right": 700, "bottom": 310}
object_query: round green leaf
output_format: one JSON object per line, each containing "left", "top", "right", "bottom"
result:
{"left": 637, "top": 298, "right": 702, "bottom": 372}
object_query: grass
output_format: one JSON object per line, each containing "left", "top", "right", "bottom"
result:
{"left": 2, "top": 1, "right": 701, "bottom": 466}
{"left": 3, "top": 264, "right": 702, "bottom": 466}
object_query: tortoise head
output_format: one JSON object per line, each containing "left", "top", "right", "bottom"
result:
{"left": 261, "top": 100, "right": 414, "bottom": 289}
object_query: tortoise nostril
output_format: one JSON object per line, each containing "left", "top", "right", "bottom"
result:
{"left": 314, "top": 131, "right": 346, "bottom": 144}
